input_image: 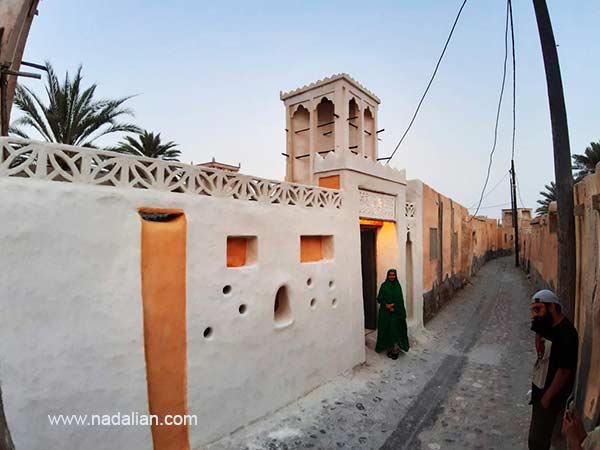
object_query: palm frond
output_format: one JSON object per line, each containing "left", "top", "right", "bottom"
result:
{"left": 10, "top": 62, "right": 137, "bottom": 146}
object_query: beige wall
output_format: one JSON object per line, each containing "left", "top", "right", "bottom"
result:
{"left": 421, "top": 183, "right": 502, "bottom": 294}
{"left": 420, "top": 183, "right": 503, "bottom": 321}
{"left": 520, "top": 170, "right": 600, "bottom": 430}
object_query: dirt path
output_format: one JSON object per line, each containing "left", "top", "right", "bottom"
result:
{"left": 205, "top": 257, "right": 535, "bottom": 450}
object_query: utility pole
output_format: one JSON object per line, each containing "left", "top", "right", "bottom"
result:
{"left": 0, "top": 63, "right": 41, "bottom": 136}
{"left": 510, "top": 160, "right": 520, "bottom": 267}
{"left": 532, "top": 0, "right": 576, "bottom": 321}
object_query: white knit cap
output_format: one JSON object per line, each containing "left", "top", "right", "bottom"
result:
{"left": 531, "top": 289, "right": 561, "bottom": 305}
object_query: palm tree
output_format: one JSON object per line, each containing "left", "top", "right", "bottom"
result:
{"left": 116, "top": 130, "right": 181, "bottom": 161}
{"left": 10, "top": 62, "right": 140, "bottom": 147}
{"left": 572, "top": 141, "right": 600, "bottom": 182}
{"left": 536, "top": 181, "right": 557, "bottom": 216}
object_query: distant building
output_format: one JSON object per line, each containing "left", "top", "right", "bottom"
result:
{"left": 196, "top": 157, "right": 240, "bottom": 173}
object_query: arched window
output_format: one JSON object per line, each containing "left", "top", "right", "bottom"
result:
{"left": 316, "top": 98, "right": 335, "bottom": 155}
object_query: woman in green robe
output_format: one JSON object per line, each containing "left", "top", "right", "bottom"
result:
{"left": 375, "top": 268, "right": 409, "bottom": 359}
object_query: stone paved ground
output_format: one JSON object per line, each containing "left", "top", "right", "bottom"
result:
{"left": 205, "top": 257, "right": 536, "bottom": 450}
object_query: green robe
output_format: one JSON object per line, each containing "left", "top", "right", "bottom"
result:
{"left": 375, "top": 269, "right": 409, "bottom": 353}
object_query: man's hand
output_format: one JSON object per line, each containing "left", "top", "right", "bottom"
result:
{"left": 386, "top": 303, "right": 395, "bottom": 313}
{"left": 562, "top": 409, "right": 587, "bottom": 449}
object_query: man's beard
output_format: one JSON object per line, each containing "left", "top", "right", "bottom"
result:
{"left": 531, "top": 312, "right": 553, "bottom": 336}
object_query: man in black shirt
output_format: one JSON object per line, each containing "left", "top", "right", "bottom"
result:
{"left": 528, "top": 289, "right": 579, "bottom": 450}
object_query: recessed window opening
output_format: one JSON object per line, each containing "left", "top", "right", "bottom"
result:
{"left": 300, "top": 235, "right": 334, "bottom": 263}
{"left": 227, "top": 236, "right": 257, "bottom": 268}
{"left": 307, "top": 278, "right": 313, "bottom": 287}
{"left": 238, "top": 304, "right": 247, "bottom": 315}
{"left": 332, "top": 298, "right": 338, "bottom": 308}
{"left": 429, "top": 228, "right": 438, "bottom": 261}
{"left": 203, "top": 327, "right": 213, "bottom": 339}
{"left": 310, "top": 298, "right": 317, "bottom": 309}
{"left": 223, "top": 285, "right": 232, "bottom": 296}
{"left": 274, "top": 285, "right": 294, "bottom": 329}
{"left": 329, "top": 280, "right": 335, "bottom": 289}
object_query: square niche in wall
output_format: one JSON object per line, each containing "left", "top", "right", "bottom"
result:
{"left": 227, "top": 236, "right": 257, "bottom": 268}
{"left": 300, "top": 235, "right": 334, "bottom": 263}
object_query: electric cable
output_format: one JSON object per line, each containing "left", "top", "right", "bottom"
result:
{"left": 467, "top": 170, "right": 510, "bottom": 209}
{"left": 468, "top": 202, "right": 511, "bottom": 211}
{"left": 468, "top": 0, "right": 510, "bottom": 221}
{"left": 385, "top": 0, "right": 469, "bottom": 165}
{"left": 516, "top": 172, "right": 526, "bottom": 208}
{"left": 509, "top": 0, "right": 516, "bottom": 161}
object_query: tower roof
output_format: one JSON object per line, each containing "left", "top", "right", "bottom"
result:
{"left": 280, "top": 73, "right": 380, "bottom": 104}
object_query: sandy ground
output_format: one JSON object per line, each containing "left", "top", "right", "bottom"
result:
{"left": 204, "top": 257, "right": 536, "bottom": 450}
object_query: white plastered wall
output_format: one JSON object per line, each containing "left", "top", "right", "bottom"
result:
{"left": 0, "top": 176, "right": 365, "bottom": 450}
{"left": 406, "top": 179, "right": 425, "bottom": 330}
{"left": 313, "top": 151, "right": 414, "bottom": 331}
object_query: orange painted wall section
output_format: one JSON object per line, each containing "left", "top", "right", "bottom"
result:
{"left": 141, "top": 213, "right": 190, "bottom": 450}
{"left": 318, "top": 175, "right": 341, "bottom": 190}
{"left": 300, "top": 236, "right": 323, "bottom": 262}
{"left": 227, "top": 237, "right": 247, "bottom": 267}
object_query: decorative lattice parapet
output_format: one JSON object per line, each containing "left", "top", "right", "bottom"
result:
{"left": 0, "top": 138, "right": 342, "bottom": 209}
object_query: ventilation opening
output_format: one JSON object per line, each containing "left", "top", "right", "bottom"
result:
{"left": 300, "top": 235, "right": 334, "bottom": 263}
{"left": 139, "top": 210, "right": 183, "bottom": 222}
{"left": 238, "top": 304, "right": 247, "bottom": 315}
{"left": 310, "top": 298, "right": 317, "bottom": 309}
{"left": 203, "top": 327, "right": 213, "bottom": 339}
{"left": 227, "top": 236, "right": 258, "bottom": 267}
{"left": 332, "top": 298, "right": 338, "bottom": 308}
{"left": 307, "top": 277, "right": 313, "bottom": 287}
{"left": 222, "top": 285, "right": 232, "bottom": 296}
{"left": 329, "top": 280, "right": 335, "bottom": 289}
{"left": 274, "top": 285, "right": 294, "bottom": 329}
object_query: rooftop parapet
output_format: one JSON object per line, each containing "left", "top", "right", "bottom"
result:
{"left": 0, "top": 138, "right": 342, "bottom": 209}
{"left": 313, "top": 148, "right": 406, "bottom": 185}
{"left": 280, "top": 73, "right": 381, "bottom": 104}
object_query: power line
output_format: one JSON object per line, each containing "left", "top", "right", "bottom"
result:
{"left": 468, "top": 0, "right": 510, "bottom": 220}
{"left": 384, "top": 0, "right": 469, "bottom": 165}
{"left": 468, "top": 170, "right": 510, "bottom": 208}
{"left": 516, "top": 172, "right": 526, "bottom": 207}
{"left": 468, "top": 202, "right": 511, "bottom": 210}
{"left": 509, "top": 0, "right": 516, "bottom": 161}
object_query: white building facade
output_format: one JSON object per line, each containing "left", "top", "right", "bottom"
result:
{"left": 0, "top": 74, "right": 424, "bottom": 450}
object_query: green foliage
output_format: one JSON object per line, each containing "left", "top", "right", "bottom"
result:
{"left": 536, "top": 181, "right": 557, "bottom": 216}
{"left": 572, "top": 141, "right": 600, "bottom": 182}
{"left": 116, "top": 130, "right": 181, "bottom": 161}
{"left": 10, "top": 62, "right": 139, "bottom": 147}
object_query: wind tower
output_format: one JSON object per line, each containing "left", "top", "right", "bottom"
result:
{"left": 280, "top": 74, "right": 381, "bottom": 185}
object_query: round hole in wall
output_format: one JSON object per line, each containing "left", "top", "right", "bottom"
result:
{"left": 307, "top": 277, "right": 313, "bottom": 287}
{"left": 239, "top": 304, "right": 247, "bottom": 315}
{"left": 310, "top": 298, "right": 317, "bottom": 309}
{"left": 203, "top": 327, "right": 213, "bottom": 339}
{"left": 329, "top": 280, "right": 335, "bottom": 289}
{"left": 222, "top": 285, "right": 232, "bottom": 296}
{"left": 332, "top": 298, "right": 338, "bottom": 308}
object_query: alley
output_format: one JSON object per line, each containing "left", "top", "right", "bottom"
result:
{"left": 207, "top": 256, "right": 535, "bottom": 450}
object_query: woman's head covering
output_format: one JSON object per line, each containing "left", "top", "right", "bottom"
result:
{"left": 386, "top": 269, "right": 399, "bottom": 284}
{"left": 379, "top": 268, "right": 403, "bottom": 304}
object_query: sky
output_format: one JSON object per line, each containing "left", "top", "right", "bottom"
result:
{"left": 14, "top": 0, "right": 600, "bottom": 220}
